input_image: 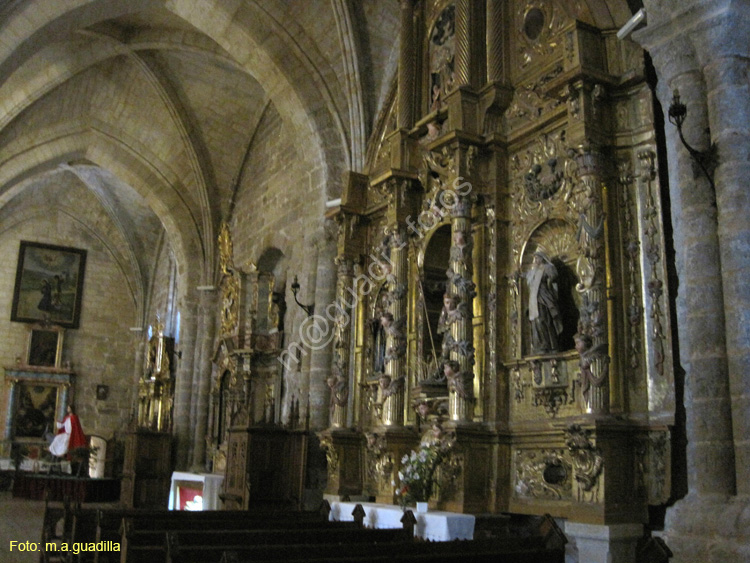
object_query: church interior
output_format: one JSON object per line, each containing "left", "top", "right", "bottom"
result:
{"left": 0, "top": 1, "right": 748, "bottom": 562}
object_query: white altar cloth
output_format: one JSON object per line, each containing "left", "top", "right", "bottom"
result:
{"left": 168, "top": 471, "right": 225, "bottom": 511}
{"left": 327, "top": 500, "right": 475, "bottom": 541}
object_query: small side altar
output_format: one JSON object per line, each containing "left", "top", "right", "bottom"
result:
{"left": 2, "top": 364, "right": 75, "bottom": 467}
{"left": 326, "top": 498, "right": 475, "bottom": 541}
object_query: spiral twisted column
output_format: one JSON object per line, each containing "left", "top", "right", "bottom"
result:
{"left": 380, "top": 229, "right": 408, "bottom": 426}
{"left": 485, "top": 0, "right": 507, "bottom": 83}
{"left": 329, "top": 257, "right": 355, "bottom": 428}
{"left": 398, "top": 0, "right": 416, "bottom": 129}
{"left": 447, "top": 195, "right": 475, "bottom": 422}
{"left": 454, "top": 0, "right": 471, "bottom": 89}
{"left": 571, "top": 147, "right": 610, "bottom": 415}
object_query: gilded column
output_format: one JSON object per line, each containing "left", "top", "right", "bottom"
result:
{"left": 59, "top": 383, "right": 70, "bottom": 422}
{"left": 3, "top": 380, "right": 18, "bottom": 441}
{"left": 453, "top": 0, "right": 471, "bottom": 88}
{"left": 329, "top": 257, "right": 355, "bottom": 428}
{"left": 446, "top": 193, "right": 475, "bottom": 422}
{"left": 398, "top": 0, "right": 416, "bottom": 129}
{"left": 380, "top": 227, "right": 408, "bottom": 426}
{"left": 486, "top": 0, "right": 507, "bottom": 84}
{"left": 570, "top": 147, "right": 610, "bottom": 415}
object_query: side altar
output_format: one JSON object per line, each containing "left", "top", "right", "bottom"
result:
{"left": 205, "top": 224, "right": 306, "bottom": 511}
{"left": 2, "top": 364, "right": 75, "bottom": 470}
{"left": 121, "top": 319, "right": 175, "bottom": 508}
{"left": 2, "top": 324, "right": 75, "bottom": 471}
{"left": 318, "top": 2, "right": 674, "bottom": 553}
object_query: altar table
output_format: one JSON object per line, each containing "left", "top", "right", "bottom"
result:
{"left": 168, "top": 471, "right": 225, "bottom": 510}
{"left": 327, "top": 499, "right": 475, "bottom": 541}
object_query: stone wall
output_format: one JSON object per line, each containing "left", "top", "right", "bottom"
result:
{"left": 635, "top": 1, "right": 750, "bottom": 560}
{"left": 0, "top": 183, "right": 137, "bottom": 443}
{"left": 229, "top": 101, "right": 330, "bottom": 427}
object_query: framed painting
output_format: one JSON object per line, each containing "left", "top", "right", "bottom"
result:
{"left": 13, "top": 382, "right": 58, "bottom": 439}
{"left": 10, "top": 241, "right": 87, "bottom": 329}
{"left": 26, "top": 325, "right": 64, "bottom": 367}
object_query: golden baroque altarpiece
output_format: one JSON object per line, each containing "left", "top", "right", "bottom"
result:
{"left": 318, "top": 0, "right": 674, "bottom": 524}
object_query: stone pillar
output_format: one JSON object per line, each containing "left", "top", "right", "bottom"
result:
{"left": 309, "top": 223, "right": 337, "bottom": 430}
{"left": 131, "top": 331, "right": 145, "bottom": 409}
{"left": 379, "top": 228, "right": 407, "bottom": 426}
{"left": 648, "top": 38, "right": 736, "bottom": 497}
{"left": 447, "top": 195, "right": 475, "bottom": 422}
{"left": 329, "top": 257, "right": 354, "bottom": 428}
{"left": 565, "top": 522, "right": 643, "bottom": 563}
{"left": 633, "top": 8, "right": 745, "bottom": 558}
{"left": 173, "top": 291, "right": 198, "bottom": 469}
{"left": 700, "top": 35, "right": 750, "bottom": 495}
{"left": 398, "top": 0, "right": 416, "bottom": 129}
{"left": 570, "top": 147, "right": 610, "bottom": 415}
{"left": 190, "top": 287, "right": 217, "bottom": 471}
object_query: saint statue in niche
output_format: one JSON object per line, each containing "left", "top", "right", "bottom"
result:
{"left": 437, "top": 293, "right": 460, "bottom": 361}
{"left": 429, "top": 5, "right": 456, "bottom": 112}
{"left": 525, "top": 251, "right": 563, "bottom": 354}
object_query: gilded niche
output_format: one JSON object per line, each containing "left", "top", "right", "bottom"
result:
{"left": 137, "top": 318, "right": 174, "bottom": 433}
{"left": 218, "top": 222, "right": 240, "bottom": 338}
{"left": 428, "top": 4, "right": 456, "bottom": 113}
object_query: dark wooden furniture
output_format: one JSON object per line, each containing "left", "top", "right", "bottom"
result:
{"left": 222, "top": 424, "right": 307, "bottom": 511}
{"left": 120, "top": 429, "right": 172, "bottom": 508}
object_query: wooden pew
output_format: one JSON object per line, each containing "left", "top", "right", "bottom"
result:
{"left": 209, "top": 511, "right": 565, "bottom": 563}
{"left": 117, "top": 502, "right": 341, "bottom": 562}
{"left": 39, "top": 494, "right": 69, "bottom": 563}
{"left": 110, "top": 503, "right": 563, "bottom": 563}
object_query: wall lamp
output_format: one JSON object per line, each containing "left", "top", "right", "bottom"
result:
{"left": 668, "top": 89, "right": 717, "bottom": 191}
{"left": 290, "top": 275, "right": 314, "bottom": 317}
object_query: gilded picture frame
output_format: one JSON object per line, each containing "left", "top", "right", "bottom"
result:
{"left": 11, "top": 241, "right": 87, "bottom": 329}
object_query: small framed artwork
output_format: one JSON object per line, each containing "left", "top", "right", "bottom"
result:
{"left": 11, "top": 241, "right": 87, "bottom": 329}
{"left": 27, "top": 325, "right": 64, "bottom": 368}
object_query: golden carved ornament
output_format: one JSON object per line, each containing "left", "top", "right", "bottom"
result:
{"left": 218, "top": 224, "right": 240, "bottom": 337}
{"left": 515, "top": 1, "right": 567, "bottom": 69}
{"left": 218, "top": 222, "right": 234, "bottom": 275}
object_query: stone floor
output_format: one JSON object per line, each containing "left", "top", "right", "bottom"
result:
{"left": 0, "top": 489, "right": 123, "bottom": 563}
{"left": 0, "top": 491, "right": 46, "bottom": 563}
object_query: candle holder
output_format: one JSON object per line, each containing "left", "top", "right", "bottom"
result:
{"left": 668, "top": 89, "right": 717, "bottom": 190}
{"left": 290, "top": 275, "right": 314, "bottom": 317}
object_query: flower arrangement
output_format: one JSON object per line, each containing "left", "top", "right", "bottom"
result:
{"left": 395, "top": 442, "right": 448, "bottom": 508}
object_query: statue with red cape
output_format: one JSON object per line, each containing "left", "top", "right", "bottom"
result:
{"left": 49, "top": 404, "right": 87, "bottom": 459}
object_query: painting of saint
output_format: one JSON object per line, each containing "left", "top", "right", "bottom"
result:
{"left": 11, "top": 241, "right": 87, "bottom": 328}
